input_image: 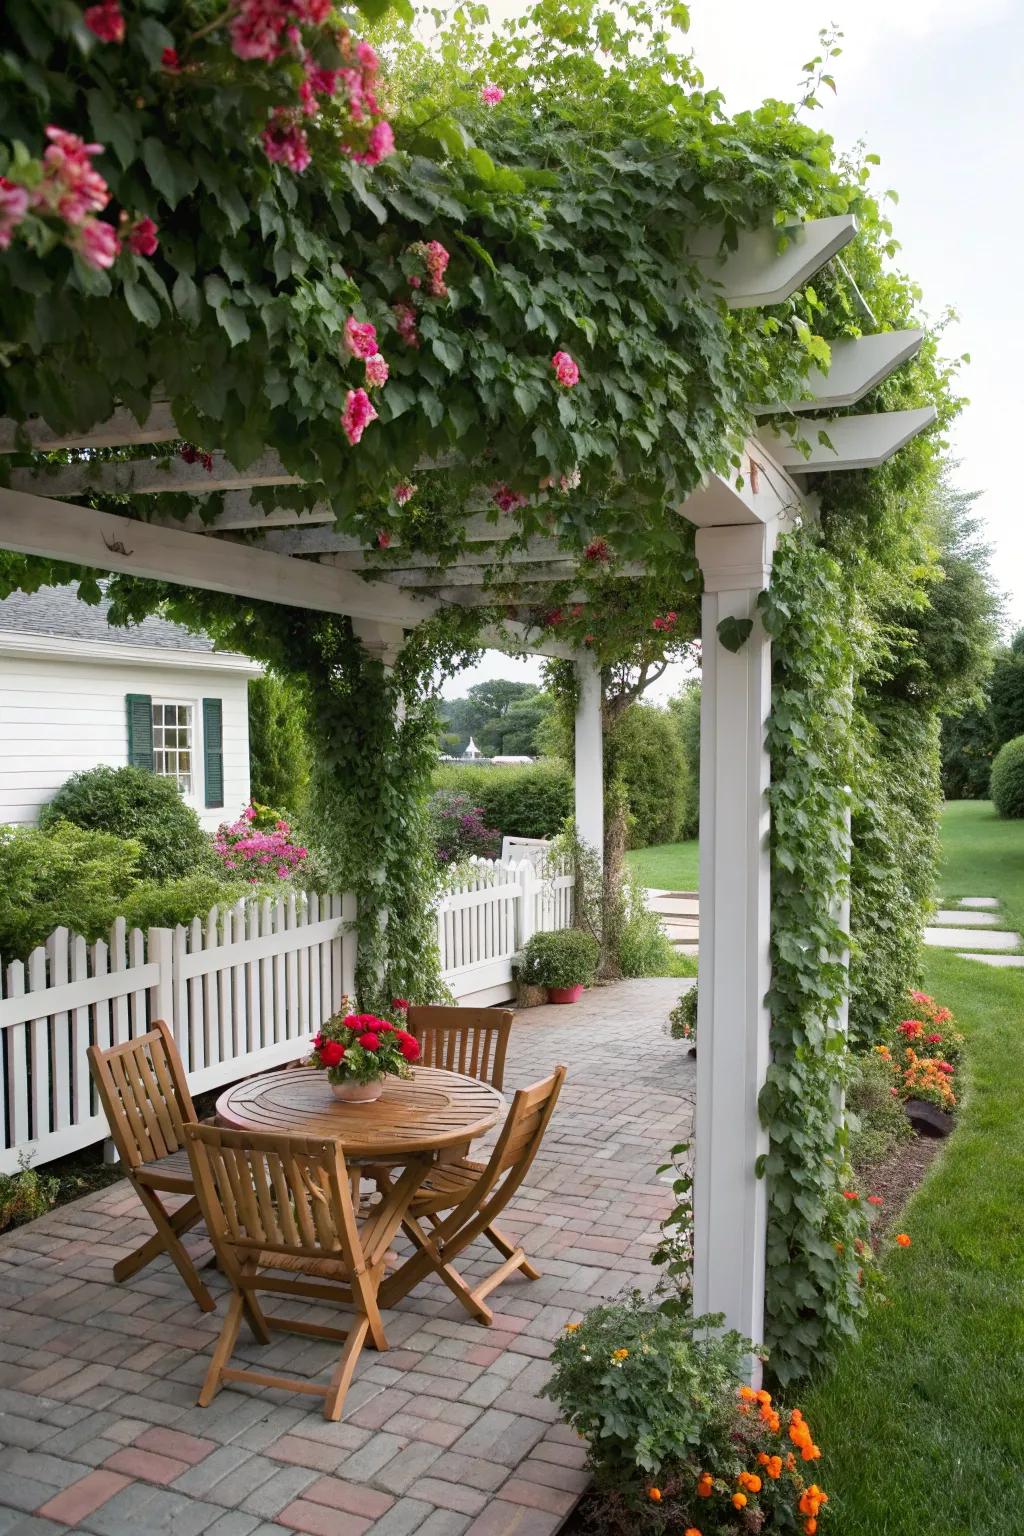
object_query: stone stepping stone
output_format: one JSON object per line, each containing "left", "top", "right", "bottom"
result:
{"left": 924, "top": 926, "right": 1022, "bottom": 951}
{"left": 958, "top": 897, "right": 999, "bottom": 909}
{"left": 962, "top": 953, "right": 1024, "bottom": 968}
{"left": 933, "top": 908, "right": 1000, "bottom": 927}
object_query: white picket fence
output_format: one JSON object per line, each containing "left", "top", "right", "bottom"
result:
{"left": 439, "top": 856, "right": 574, "bottom": 1007}
{"left": 0, "top": 860, "right": 572, "bottom": 1173}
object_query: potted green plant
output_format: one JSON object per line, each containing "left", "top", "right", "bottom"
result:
{"left": 520, "top": 929, "right": 599, "bottom": 1003}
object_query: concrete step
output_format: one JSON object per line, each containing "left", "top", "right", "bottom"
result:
{"left": 957, "top": 897, "right": 999, "bottom": 909}
{"left": 924, "top": 926, "right": 1022, "bottom": 951}
{"left": 933, "top": 909, "right": 1001, "bottom": 927}
{"left": 961, "top": 953, "right": 1024, "bottom": 968}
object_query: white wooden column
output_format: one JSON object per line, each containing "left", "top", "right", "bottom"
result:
{"left": 574, "top": 652, "right": 604, "bottom": 864}
{"left": 692, "top": 520, "right": 777, "bottom": 1354}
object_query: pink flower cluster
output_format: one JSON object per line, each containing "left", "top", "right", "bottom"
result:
{"left": 392, "top": 480, "right": 417, "bottom": 505}
{"left": 392, "top": 301, "right": 420, "bottom": 348}
{"left": 492, "top": 483, "right": 529, "bottom": 514}
{"left": 214, "top": 805, "right": 308, "bottom": 882}
{"left": 1, "top": 127, "right": 158, "bottom": 272}
{"left": 480, "top": 84, "right": 505, "bottom": 105}
{"left": 552, "top": 350, "right": 580, "bottom": 387}
{"left": 652, "top": 610, "right": 678, "bottom": 632}
{"left": 180, "top": 444, "right": 214, "bottom": 472}
{"left": 230, "top": 7, "right": 394, "bottom": 175}
{"left": 585, "top": 537, "right": 610, "bottom": 563}
{"left": 84, "top": 1, "right": 125, "bottom": 43}
{"left": 341, "top": 387, "right": 378, "bottom": 446}
{"left": 407, "top": 240, "right": 450, "bottom": 298}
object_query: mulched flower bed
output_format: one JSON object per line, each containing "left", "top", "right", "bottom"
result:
{"left": 854, "top": 1129, "right": 944, "bottom": 1244}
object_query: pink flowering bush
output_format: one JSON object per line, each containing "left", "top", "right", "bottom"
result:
{"left": 214, "top": 803, "right": 308, "bottom": 883}
{"left": 392, "top": 301, "right": 420, "bottom": 348}
{"left": 364, "top": 353, "right": 389, "bottom": 388}
{"left": 341, "top": 387, "right": 378, "bottom": 446}
{"left": 0, "top": 126, "right": 135, "bottom": 271}
{"left": 405, "top": 240, "right": 450, "bottom": 298}
{"left": 552, "top": 350, "right": 580, "bottom": 387}
{"left": 481, "top": 84, "right": 505, "bottom": 105}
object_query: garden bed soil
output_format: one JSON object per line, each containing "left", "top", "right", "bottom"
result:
{"left": 855, "top": 1128, "right": 945, "bottom": 1242}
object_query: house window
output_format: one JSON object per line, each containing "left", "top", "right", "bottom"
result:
{"left": 151, "top": 702, "right": 194, "bottom": 794}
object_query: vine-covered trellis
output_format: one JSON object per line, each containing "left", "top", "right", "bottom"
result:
{"left": 0, "top": 0, "right": 973, "bottom": 1382}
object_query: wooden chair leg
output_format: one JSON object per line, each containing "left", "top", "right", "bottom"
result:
{"left": 198, "top": 1292, "right": 245, "bottom": 1407}
{"left": 486, "top": 1222, "right": 541, "bottom": 1281}
{"left": 400, "top": 1215, "right": 493, "bottom": 1325}
{"left": 118, "top": 1190, "right": 215, "bottom": 1312}
{"left": 323, "top": 1316, "right": 370, "bottom": 1421}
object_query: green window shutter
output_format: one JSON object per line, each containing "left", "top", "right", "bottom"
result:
{"left": 126, "top": 694, "right": 154, "bottom": 771}
{"left": 203, "top": 697, "right": 224, "bottom": 808}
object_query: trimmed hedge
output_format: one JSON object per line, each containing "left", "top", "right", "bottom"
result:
{"left": 39, "top": 765, "right": 214, "bottom": 882}
{"left": 431, "top": 760, "right": 573, "bottom": 841}
{"left": 990, "top": 734, "right": 1024, "bottom": 818}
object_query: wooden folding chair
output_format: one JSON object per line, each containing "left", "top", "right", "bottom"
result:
{"left": 87, "top": 1020, "right": 214, "bottom": 1312}
{"left": 378, "top": 1066, "right": 566, "bottom": 1325}
{"left": 406, "top": 1005, "right": 514, "bottom": 1090}
{"left": 184, "top": 1124, "right": 430, "bottom": 1421}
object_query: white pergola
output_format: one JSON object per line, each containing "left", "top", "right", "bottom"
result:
{"left": 0, "top": 214, "right": 934, "bottom": 1352}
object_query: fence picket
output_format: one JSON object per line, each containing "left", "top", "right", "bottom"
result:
{"left": 5, "top": 962, "right": 29, "bottom": 1150}
{"left": 70, "top": 933, "right": 90, "bottom": 1124}
{"left": 46, "top": 929, "right": 70, "bottom": 1132}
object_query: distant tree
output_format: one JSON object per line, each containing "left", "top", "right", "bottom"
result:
{"left": 666, "top": 680, "right": 700, "bottom": 837}
{"left": 941, "top": 699, "right": 996, "bottom": 799}
{"left": 606, "top": 703, "right": 686, "bottom": 848}
{"left": 990, "top": 631, "right": 1024, "bottom": 749}
{"left": 439, "top": 680, "right": 553, "bottom": 756}
{"left": 249, "top": 675, "right": 310, "bottom": 813}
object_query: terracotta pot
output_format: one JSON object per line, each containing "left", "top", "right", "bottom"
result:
{"left": 330, "top": 1078, "right": 383, "bottom": 1103}
{"left": 548, "top": 984, "right": 585, "bottom": 1004}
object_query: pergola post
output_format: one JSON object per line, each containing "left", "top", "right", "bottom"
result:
{"left": 574, "top": 651, "right": 604, "bottom": 865}
{"left": 692, "top": 520, "right": 777, "bottom": 1356}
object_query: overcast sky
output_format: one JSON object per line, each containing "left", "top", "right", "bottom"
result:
{"left": 443, "top": 0, "right": 1021, "bottom": 702}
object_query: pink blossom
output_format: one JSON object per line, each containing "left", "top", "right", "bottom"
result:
{"left": 261, "top": 109, "right": 311, "bottom": 173}
{"left": 392, "top": 301, "right": 420, "bottom": 348}
{"left": 559, "top": 467, "right": 581, "bottom": 492}
{"left": 0, "top": 179, "right": 29, "bottom": 250}
{"left": 392, "top": 480, "right": 417, "bottom": 505}
{"left": 364, "top": 352, "right": 389, "bottom": 388}
{"left": 407, "top": 239, "right": 450, "bottom": 298}
{"left": 552, "top": 350, "right": 580, "bottom": 387}
{"left": 230, "top": 0, "right": 286, "bottom": 61}
{"left": 356, "top": 119, "right": 395, "bottom": 167}
{"left": 491, "top": 483, "right": 528, "bottom": 514}
{"left": 585, "top": 537, "right": 610, "bottom": 563}
{"left": 73, "top": 218, "right": 120, "bottom": 270}
{"left": 306, "top": 65, "right": 340, "bottom": 98}
{"left": 376, "top": 530, "right": 391, "bottom": 548}
{"left": 356, "top": 40, "right": 380, "bottom": 71}
{"left": 161, "top": 47, "right": 181, "bottom": 72}
{"left": 544, "top": 608, "right": 564, "bottom": 627}
{"left": 344, "top": 314, "right": 379, "bottom": 359}
{"left": 481, "top": 84, "right": 505, "bottom": 104}
{"left": 125, "top": 216, "right": 158, "bottom": 256}
{"left": 33, "top": 127, "right": 110, "bottom": 226}
{"left": 341, "top": 387, "right": 378, "bottom": 446}
{"left": 84, "top": 1, "right": 125, "bottom": 43}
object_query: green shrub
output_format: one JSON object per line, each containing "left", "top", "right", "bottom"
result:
{"left": 667, "top": 681, "right": 701, "bottom": 838}
{"left": 0, "top": 822, "right": 141, "bottom": 957}
{"left": 618, "top": 871, "right": 677, "bottom": 976}
{"left": 668, "top": 985, "right": 697, "bottom": 1043}
{"left": 249, "top": 674, "right": 310, "bottom": 813}
{"left": 431, "top": 760, "right": 572, "bottom": 840}
{"left": 39, "top": 765, "right": 214, "bottom": 882}
{"left": 426, "top": 790, "right": 500, "bottom": 864}
{"left": 846, "top": 1051, "right": 912, "bottom": 1170}
{"left": 519, "top": 928, "right": 599, "bottom": 989}
{"left": 990, "top": 734, "right": 1024, "bottom": 818}
{"left": 607, "top": 704, "right": 685, "bottom": 849}
{"left": 120, "top": 874, "right": 253, "bottom": 932}
{"left": 0, "top": 1158, "right": 58, "bottom": 1234}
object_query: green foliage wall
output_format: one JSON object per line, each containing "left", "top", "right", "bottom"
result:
{"left": 667, "top": 682, "right": 701, "bottom": 840}
{"left": 248, "top": 675, "right": 311, "bottom": 814}
{"left": 606, "top": 702, "right": 687, "bottom": 849}
{"left": 431, "top": 761, "right": 573, "bottom": 842}
{"left": 990, "top": 735, "right": 1024, "bottom": 819}
{"left": 941, "top": 701, "right": 996, "bottom": 800}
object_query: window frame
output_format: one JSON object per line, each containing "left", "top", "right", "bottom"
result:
{"left": 150, "top": 698, "right": 197, "bottom": 799}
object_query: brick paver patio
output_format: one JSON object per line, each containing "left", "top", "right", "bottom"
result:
{"left": 0, "top": 978, "right": 694, "bottom": 1535}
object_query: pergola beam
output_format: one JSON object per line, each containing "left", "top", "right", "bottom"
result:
{"left": 0, "top": 488, "right": 436, "bottom": 627}
{"left": 0, "top": 402, "right": 179, "bottom": 454}
{"left": 750, "top": 328, "right": 924, "bottom": 414}
{"left": 9, "top": 451, "right": 302, "bottom": 498}
{"left": 329, "top": 540, "right": 568, "bottom": 572}
{"left": 688, "top": 215, "right": 857, "bottom": 310}
{"left": 370, "top": 560, "right": 645, "bottom": 588}
{"left": 757, "top": 406, "right": 937, "bottom": 473}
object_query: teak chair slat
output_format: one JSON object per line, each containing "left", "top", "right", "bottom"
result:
{"left": 378, "top": 1066, "right": 565, "bottom": 1325}
{"left": 406, "top": 1005, "right": 514, "bottom": 1092}
{"left": 186, "top": 1123, "right": 429, "bottom": 1421}
{"left": 87, "top": 1020, "right": 214, "bottom": 1312}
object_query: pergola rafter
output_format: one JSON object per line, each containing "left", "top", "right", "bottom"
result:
{"left": 0, "top": 214, "right": 938, "bottom": 1366}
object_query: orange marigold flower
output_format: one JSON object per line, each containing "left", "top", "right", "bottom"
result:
{"left": 647, "top": 1488, "right": 661, "bottom": 1502}
{"left": 896, "top": 1232, "right": 912, "bottom": 1247}
{"left": 611, "top": 1348, "right": 629, "bottom": 1360}
{"left": 732, "top": 1493, "right": 747, "bottom": 1510}
{"left": 738, "top": 1385, "right": 758, "bottom": 1401}
{"left": 805, "top": 1522, "right": 818, "bottom": 1535}
{"left": 685, "top": 1530, "right": 702, "bottom": 1536}
{"left": 696, "top": 1473, "right": 713, "bottom": 1498}
{"left": 757, "top": 1453, "right": 770, "bottom": 1467}
{"left": 564, "top": 1322, "right": 581, "bottom": 1332}
{"left": 756, "top": 1389, "right": 772, "bottom": 1405}
{"left": 766, "top": 1455, "right": 783, "bottom": 1479}
{"left": 739, "top": 1473, "right": 762, "bottom": 1493}
{"left": 802, "top": 1444, "right": 822, "bottom": 1462}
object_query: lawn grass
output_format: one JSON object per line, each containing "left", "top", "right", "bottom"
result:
{"left": 805, "top": 801, "right": 1024, "bottom": 1535}
{"left": 625, "top": 839, "right": 699, "bottom": 891}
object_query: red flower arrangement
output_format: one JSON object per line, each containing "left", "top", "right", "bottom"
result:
{"left": 310, "top": 996, "right": 420, "bottom": 1088}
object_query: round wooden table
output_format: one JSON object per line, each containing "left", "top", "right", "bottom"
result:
{"left": 216, "top": 1065, "right": 505, "bottom": 1162}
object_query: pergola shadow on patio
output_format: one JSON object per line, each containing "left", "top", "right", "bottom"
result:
{"left": 0, "top": 979, "right": 690, "bottom": 1536}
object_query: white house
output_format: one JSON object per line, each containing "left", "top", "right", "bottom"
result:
{"left": 0, "top": 585, "right": 261, "bottom": 830}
